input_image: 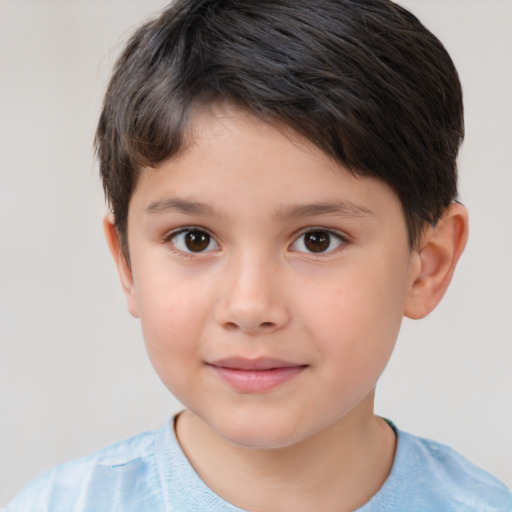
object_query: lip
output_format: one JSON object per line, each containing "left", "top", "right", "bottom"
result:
{"left": 207, "top": 357, "right": 308, "bottom": 393}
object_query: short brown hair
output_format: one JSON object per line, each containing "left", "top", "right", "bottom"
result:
{"left": 96, "top": 0, "right": 464, "bottom": 249}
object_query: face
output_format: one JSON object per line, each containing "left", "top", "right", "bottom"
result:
{"left": 114, "top": 107, "right": 421, "bottom": 449}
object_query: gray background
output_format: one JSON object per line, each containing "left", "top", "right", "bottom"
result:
{"left": 1, "top": 0, "right": 511, "bottom": 506}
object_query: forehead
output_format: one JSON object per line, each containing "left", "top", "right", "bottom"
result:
{"left": 130, "top": 106, "right": 404, "bottom": 226}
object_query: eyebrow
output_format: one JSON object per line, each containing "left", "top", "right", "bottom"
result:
{"left": 144, "top": 197, "right": 374, "bottom": 221}
{"left": 145, "top": 198, "right": 217, "bottom": 216}
{"left": 273, "top": 200, "right": 374, "bottom": 220}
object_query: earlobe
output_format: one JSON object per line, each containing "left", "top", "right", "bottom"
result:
{"left": 103, "top": 214, "right": 140, "bottom": 318}
{"left": 404, "top": 203, "right": 469, "bottom": 319}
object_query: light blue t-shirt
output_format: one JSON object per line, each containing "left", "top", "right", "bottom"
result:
{"left": 4, "top": 417, "right": 511, "bottom": 512}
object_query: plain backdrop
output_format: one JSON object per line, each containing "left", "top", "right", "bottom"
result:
{"left": 1, "top": 0, "right": 511, "bottom": 506}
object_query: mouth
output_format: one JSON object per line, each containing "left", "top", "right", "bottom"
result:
{"left": 207, "top": 357, "right": 308, "bottom": 393}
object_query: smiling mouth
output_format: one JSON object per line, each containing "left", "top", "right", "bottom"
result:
{"left": 207, "top": 357, "right": 308, "bottom": 393}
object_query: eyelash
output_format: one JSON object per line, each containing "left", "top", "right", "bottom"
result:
{"left": 163, "top": 227, "right": 349, "bottom": 256}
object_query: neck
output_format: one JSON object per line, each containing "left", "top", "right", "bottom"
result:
{"left": 175, "top": 398, "right": 396, "bottom": 512}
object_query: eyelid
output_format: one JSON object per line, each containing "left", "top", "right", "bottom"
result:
{"left": 163, "top": 224, "right": 214, "bottom": 240}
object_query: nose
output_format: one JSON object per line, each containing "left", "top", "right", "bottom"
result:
{"left": 214, "top": 254, "right": 290, "bottom": 334}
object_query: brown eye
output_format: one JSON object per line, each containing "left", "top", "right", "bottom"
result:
{"left": 171, "top": 229, "right": 218, "bottom": 253}
{"left": 185, "top": 230, "right": 210, "bottom": 252}
{"left": 291, "top": 230, "right": 344, "bottom": 254}
{"left": 304, "top": 231, "right": 331, "bottom": 252}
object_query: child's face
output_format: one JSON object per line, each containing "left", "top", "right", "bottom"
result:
{"left": 115, "top": 106, "right": 421, "bottom": 449}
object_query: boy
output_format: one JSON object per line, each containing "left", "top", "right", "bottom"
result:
{"left": 5, "top": 0, "right": 511, "bottom": 510}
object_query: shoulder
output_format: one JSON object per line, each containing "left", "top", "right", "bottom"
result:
{"left": 4, "top": 428, "right": 164, "bottom": 512}
{"left": 390, "top": 429, "right": 512, "bottom": 511}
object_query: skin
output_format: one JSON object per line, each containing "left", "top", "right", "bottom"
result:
{"left": 105, "top": 106, "right": 468, "bottom": 512}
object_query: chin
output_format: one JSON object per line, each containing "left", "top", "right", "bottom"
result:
{"left": 225, "top": 431, "right": 301, "bottom": 450}
{"left": 212, "top": 414, "right": 308, "bottom": 450}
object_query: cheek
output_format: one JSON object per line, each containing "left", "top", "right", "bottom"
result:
{"left": 300, "top": 262, "right": 408, "bottom": 376}
{"left": 137, "top": 286, "right": 209, "bottom": 403}
{"left": 133, "top": 270, "right": 209, "bottom": 367}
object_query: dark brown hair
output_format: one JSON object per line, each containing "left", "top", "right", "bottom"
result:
{"left": 96, "top": 0, "right": 464, "bottom": 249}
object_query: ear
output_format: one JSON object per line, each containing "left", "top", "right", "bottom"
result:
{"left": 404, "top": 202, "right": 468, "bottom": 319}
{"left": 103, "top": 214, "right": 139, "bottom": 318}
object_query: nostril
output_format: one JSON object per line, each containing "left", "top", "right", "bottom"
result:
{"left": 222, "top": 320, "right": 276, "bottom": 332}
{"left": 225, "top": 322, "right": 239, "bottom": 331}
